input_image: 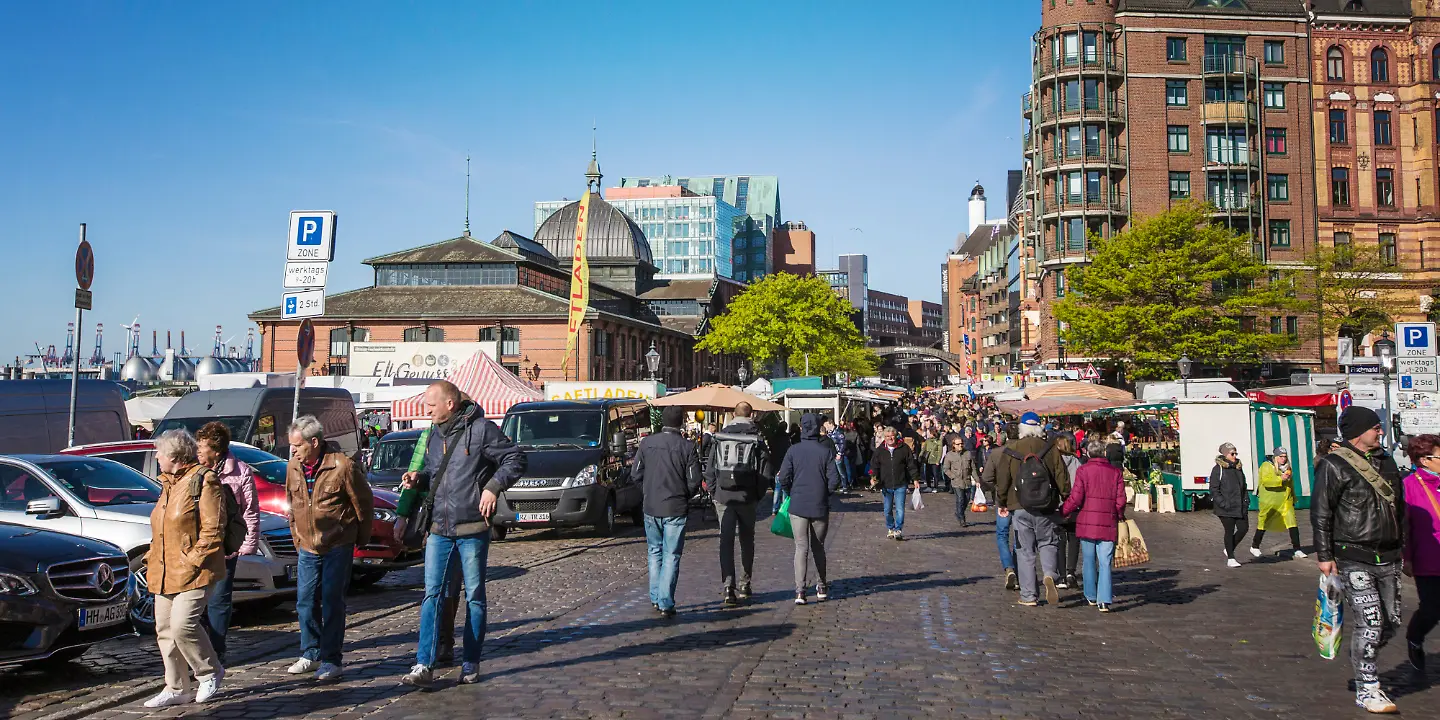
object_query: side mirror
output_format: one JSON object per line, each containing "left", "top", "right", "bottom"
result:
{"left": 26, "top": 497, "right": 61, "bottom": 517}
{"left": 609, "top": 433, "right": 627, "bottom": 457}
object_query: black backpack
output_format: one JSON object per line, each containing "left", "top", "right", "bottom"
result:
{"left": 188, "top": 468, "right": 247, "bottom": 556}
{"left": 1005, "top": 442, "right": 1059, "bottom": 513}
{"left": 712, "top": 432, "right": 763, "bottom": 491}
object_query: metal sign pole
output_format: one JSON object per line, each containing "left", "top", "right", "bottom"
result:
{"left": 67, "top": 224, "right": 87, "bottom": 447}
{"left": 293, "top": 365, "right": 303, "bottom": 425}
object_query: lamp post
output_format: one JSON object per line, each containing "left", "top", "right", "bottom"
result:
{"left": 737, "top": 363, "right": 749, "bottom": 387}
{"left": 645, "top": 341, "right": 661, "bottom": 382}
{"left": 1177, "top": 354, "right": 1194, "bottom": 399}
{"left": 1374, "top": 333, "right": 1397, "bottom": 451}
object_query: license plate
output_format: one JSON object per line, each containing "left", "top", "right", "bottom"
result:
{"left": 285, "top": 565, "right": 297, "bottom": 581}
{"left": 516, "top": 512, "right": 550, "bottom": 523}
{"left": 78, "top": 600, "right": 128, "bottom": 630}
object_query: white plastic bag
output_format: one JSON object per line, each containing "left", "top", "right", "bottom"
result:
{"left": 911, "top": 489, "right": 924, "bottom": 510}
{"left": 970, "top": 486, "right": 989, "bottom": 512}
{"left": 1313, "top": 573, "right": 1344, "bottom": 660}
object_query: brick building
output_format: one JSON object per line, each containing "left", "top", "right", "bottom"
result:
{"left": 771, "top": 220, "right": 816, "bottom": 276}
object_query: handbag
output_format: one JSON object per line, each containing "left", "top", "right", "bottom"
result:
{"left": 1113, "top": 518, "right": 1150, "bottom": 568}
{"left": 770, "top": 495, "right": 794, "bottom": 538}
{"left": 911, "top": 489, "right": 925, "bottom": 511}
{"left": 401, "top": 430, "right": 464, "bottom": 549}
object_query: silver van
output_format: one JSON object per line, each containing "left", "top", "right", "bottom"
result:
{"left": 154, "top": 387, "right": 360, "bottom": 459}
{"left": 0, "top": 380, "right": 131, "bottom": 455}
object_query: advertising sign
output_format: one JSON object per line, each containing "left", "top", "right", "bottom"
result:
{"left": 562, "top": 192, "right": 592, "bottom": 374}
{"left": 543, "top": 381, "right": 665, "bottom": 401}
{"left": 349, "top": 341, "right": 496, "bottom": 379}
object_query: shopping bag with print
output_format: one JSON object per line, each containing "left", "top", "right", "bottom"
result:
{"left": 969, "top": 485, "right": 989, "bottom": 513}
{"left": 911, "top": 489, "right": 925, "bottom": 510}
{"left": 1313, "top": 573, "right": 1344, "bottom": 660}
{"left": 1113, "top": 519, "right": 1151, "bottom": 568}
{"left": 770, "top": 495, "right": 794, "bottom": 538}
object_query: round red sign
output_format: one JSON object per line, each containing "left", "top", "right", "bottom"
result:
{"left": 75, "top": 240, "right": 95, "bottom": 291}
{"left": 296, "top": 318, "right": 316, "bottom": 367}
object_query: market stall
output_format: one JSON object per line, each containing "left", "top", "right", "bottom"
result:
{"left": 390, "top": 350, "right": 541, "bottom": 422}
{"left": 772, "top": 387, "right": 893, "bottom": 426}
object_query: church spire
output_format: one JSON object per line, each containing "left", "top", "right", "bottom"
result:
{"left": 585, "top": 123, "right": 602, "bottom": 195}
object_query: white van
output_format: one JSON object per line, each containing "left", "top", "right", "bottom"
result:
{"left": 0, "top": 380, "right": 131, "bottom": 454}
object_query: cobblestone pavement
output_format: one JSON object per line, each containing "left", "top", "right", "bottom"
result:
{"left": 6, "top": 495, "right": 1440, "bottom": 719}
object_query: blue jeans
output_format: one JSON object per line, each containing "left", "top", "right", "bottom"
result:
{"left": 296, "top": 544, "right": 353, "bottom": 665}
{"left": 202, "top": 554, "right": 239, "bottom": 660}
{"left": 773, "top": 477, "right": 784, "bottom": 513}
{"left": 417, "top": 533, "right": 490, "bottom": 667}
{"left": 644, "top": 515, "right": 687, "bottom": 611}
{"left": 1080, "top": 539, "right": 1116, "bottom": 604}
{"left": 836, "top": 459, "right": 852, "bottom": 491}
{"left": 995, "top": 512, "right": 1015, "bottom": 571}
{"left": 954, "top": 487, "right": 973, "bottom": 525}
{"left": 881, "top": 488, "right": 907, "bottom": 532}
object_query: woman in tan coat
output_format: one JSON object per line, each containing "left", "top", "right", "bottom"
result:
{"left": 145, "top": 429, "right": 227, "bottom": 707}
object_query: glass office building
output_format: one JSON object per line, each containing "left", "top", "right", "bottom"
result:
{"left": 617, "top": 175, "right": 780, "bottom": 282}
{"left": 535, "top": 194, "right": 739, "bottom": 278}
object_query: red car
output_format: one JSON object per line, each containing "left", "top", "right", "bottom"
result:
{"left": 61, "top": 440, "right": 421, "bottom": 585}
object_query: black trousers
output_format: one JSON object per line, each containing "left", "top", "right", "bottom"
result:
{"left": 1410, "top": 575, "right": 1440, "bottom": 645}
{"left": 1250, "top": 526, "right": 1301, "bottom": 551}
{"left": 1220, "top": 516, "right": 1249, "bottom": 559}
{"left": 1055, "top": 524, "right": 1081, "bottom": 576}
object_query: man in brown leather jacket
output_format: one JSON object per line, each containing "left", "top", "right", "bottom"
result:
{"left": 284, "top": 415, "right": 373, "bottom": 682}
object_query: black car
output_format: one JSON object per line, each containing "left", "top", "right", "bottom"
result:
{"left": 366, "top": 429, "right": 423, "bottom": 491}
{"left": 495, "top": 399, "right": 649, "bottom": 538}
{"left": 0, "top": 521, "right": 135, "bottom": 667}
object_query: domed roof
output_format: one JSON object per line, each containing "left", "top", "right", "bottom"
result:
{"left": 970, "top": 182, "right": 985, "bottom": 199}
{"left": 534, "top": 193, "right": 654, "bottom": 266}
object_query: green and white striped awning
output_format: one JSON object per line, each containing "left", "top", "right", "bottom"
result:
{"left": 1250, "top": 403, "right": 1317, "bottom": 504}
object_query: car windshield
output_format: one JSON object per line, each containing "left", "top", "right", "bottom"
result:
{"left": 371, "top": 437, "right": 417, "bottom": 471}
{"left": 227, "top": 444, "right": 290, "bottom": 485}
{"left": 155, "top": 416, "right": 250, "bottom": 439}
{"left": 502, "top": 411, "right": 604, "bottom": 448}
{"left": 36, "top": 458, "right": 162, "bottom": 506}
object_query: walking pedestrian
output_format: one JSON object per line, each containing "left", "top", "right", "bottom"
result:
{"left": 1313, "top": 406, "right": 1406, "bottom": 714}
{"left": 945, "top": 436, "right": 974, "bottom": 527}
{"left": 144, "top": 430, "right": 226, "bottom": 707}
{"left": 1402, "top": 434, "right": 1440, "bottom": 675}
{"left": 823, "top": 418, "right": 851, "bottom": 495}
{"left": 1061, "top": 438, "right": 1127, "bottom": 612}
{"left": 921, "top": 430, "right": 943, "bottom": 493}
{"left": 981, "top": 432, "right": 1017, "bottom": 590}
{"left": 285, "top": 415, "right": 374, "bottom": 683}
{"left": 777, "top": 413, "right": 842, "bottom": 605}
{"left": 400, "top": 381, "right": 525, "bottom": 687}
{"left": 1053, "top": 434, "right": 1082, "bottom": 590}
{"left": 1210, "top": 442, "right": 1250, "bottom": 568}
{"left": 393, "top": 424, "right": 465, "bottom": 667}
{"left": 194, "top": 422, "right": 260, "bottom": 663}
{"left": 869, "top": 426, "right": 920, "bottom": 540}
{"left": 635, "top": 406, "right": 703, "bottom": 618}
{"left": 842, "top": 421, "right": 861, "bottom": 493}
{"left": 705, "top": 402, "right": 769, "bottom": 606}
{"left": 1250, "top": 447, "right": 1305, "bottom": 560}
{"left": 994, "top": 412, "right": 1071, "bottom": 608}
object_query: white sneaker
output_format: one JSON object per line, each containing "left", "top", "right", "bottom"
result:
{"left": 315, "top": 662, "right": 342, "bottom": 682}
{"left": 195, "top": 674, "right": 222, "bottom": 703}
{"left": 287, "top": 657, "right": 320, "bottom": 675}
{"left": 1226, "top": 558, "right": 1242, "bottom": 568}
{"left": 1293, "top": 549, "right": 1308, "bottom": 559}
{"left": 1355, "top": 682, "right": 1398, "bottom": 713}
{"left": 1248, "top": 547, "right": 1262, "bottom": 558}
{"left": 143, "top": 690, "right": 191, "bottom": 708}
{"left": 459, "top": 662, "right": 480, "bottom": 684}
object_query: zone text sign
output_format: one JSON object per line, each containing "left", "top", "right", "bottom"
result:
{"left": 1397, "top": 357, "right": 1439, "bottom": 376}
{"left": 1397, "top": 322, "right": 1436, "bottom": 357}
{"left": 287, "top": 211, "right": 337, "bottom": 261}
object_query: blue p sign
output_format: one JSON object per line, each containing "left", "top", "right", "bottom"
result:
{"left": 285, "top": 297, "right": 297, "bottom": 315}
{"left": 296, "top": 216, "right": 323, "bottom": 245}
{"left": 1406, "top": 326, "right": 1429, "bottom": 348}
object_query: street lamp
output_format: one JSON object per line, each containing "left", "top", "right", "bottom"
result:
{"left": 1374, "top": 333, "right": 1397, "bottom": 450}
{"left": 737, "top": 363, "right": 749, "bottom": 386}
{"left": 645, "top": 341, "right": 661, "bottom": 382}
{"left": 1177, "top": 355, "right": 1194, "bottom": 399}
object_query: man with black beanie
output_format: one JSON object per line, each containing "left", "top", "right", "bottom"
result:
{"left": 633, "top": 406, "right": 703, "bottom": 618}
{"left": 1313, "top": 405, "right": 1407, "bottom": 714}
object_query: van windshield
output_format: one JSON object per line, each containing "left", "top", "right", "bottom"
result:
{"left": 371, "top": 437, "right": 418, "bottom": 471}
{"left": 502, "top": 411, "right": 603, "bottom": 448}
{"left": 155, "top": 416, "right": 251, "bottom": 439}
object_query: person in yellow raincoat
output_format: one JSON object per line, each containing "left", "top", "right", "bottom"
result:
{"left": 1249, "top": 446, "right": 1306, "bottom": 560}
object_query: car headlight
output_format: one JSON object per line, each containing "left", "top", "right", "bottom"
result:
{"left": 374, "top": 509, "right": 398, "bottom": 524}
{"left": 0, "top": 572, "right": 38, "bottom": 596}
{"left": 564, "top": 464, "right": 599, "bottom": 488}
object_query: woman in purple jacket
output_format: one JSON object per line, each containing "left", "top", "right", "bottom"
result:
{"left": 1061, "top": 437, "right": 1128, "bottom": 612}
{"left": 1403, "top": 434, "right": 1440, "bottom": 673}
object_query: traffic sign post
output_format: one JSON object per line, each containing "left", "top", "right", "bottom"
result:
{"left": 280, "top": 210, "right": 333, "bottom": 420}
{"left": 68, "top": 224, "right": 92, "bottom": 447}
{"left": 287, "top": 211, "right": 337, "bottom": 261}
{"left": 294, "top": 318, "right": 315, "bottom": 421}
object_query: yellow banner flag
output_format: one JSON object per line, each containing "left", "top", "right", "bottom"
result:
{"left": 562, "top": 191, "right": 593, "bottom": 375}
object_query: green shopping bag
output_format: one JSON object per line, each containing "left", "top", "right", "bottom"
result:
{"left": 770, "top": 495, "right": 793, "bottom": 538}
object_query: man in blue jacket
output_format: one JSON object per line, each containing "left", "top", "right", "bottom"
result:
{"left": 634, "top": 406, "right": 703, "bottom": 618}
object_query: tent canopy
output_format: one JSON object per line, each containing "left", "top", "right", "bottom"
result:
{"left": 1245, "top": 386, "right": 1336, "bottom": 408}
{"left": 650, "top": 385, "right": 784, "bottom": 412}
{"left": 391, "top": 351, "right": 541, "bottom": 420}
{"left": 1025, "top": 381, "right": 1134, "bottom": 403}
{"left": 998, "top": 397, "right": 1122, "bottom": 417}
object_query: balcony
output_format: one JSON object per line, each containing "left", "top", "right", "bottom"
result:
{"left": 1033, "top": 52, "right": 1125, "bottom": 81}
{"left": 1207, "top": 190, "right": 1260, "bottom": 215}
{"left": 1037, "top": 240, "right": 1093, "bottom": 268}
{"left": 1202, "top": 54, "right": 1255, "bottom": 77}
{"left": 1203, "top": 149, "right": 1259, "bottom": 170}
{"left": 1201, "top": 101, "right": 1258, "bottom": 126}
{"left": 1022, "top": 93, "right": 1032, "bottom": 116}
{"left": 1041, "top": 192, "right": 1129, "bottom": 217}
{"left": 1040, "top": 146, "right": 1127, "bottom": 171}
{"left": 1039, "top": 100, "right": 1126, "bottom": 124}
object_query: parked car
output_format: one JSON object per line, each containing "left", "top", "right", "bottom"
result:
{"left": 0, "top": 521, "right": 137, "bottom": 667}
{"left": 365, "top": 429, "right": 423, "bottom": 491}
{"left": 0, "top": 379, "right": 131, "bottom": 454}
{"left": 61, "top": 440, "right": 419, "bottom": 586}
{"left": 0, "top": 454, "right": 295, "bottom": 633}
{"left": 152, "top": 387, "right": 361, "bottom": 460}
{"left": 494, "top": 399, "right": 649, "bottom": 538}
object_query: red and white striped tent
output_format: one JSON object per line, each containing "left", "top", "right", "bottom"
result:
{"left": 390, "top": 350, "right": 542, "bottom": 421}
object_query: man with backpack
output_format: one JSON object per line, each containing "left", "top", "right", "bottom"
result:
{"left": 704, "top": 402, "right": 769, "bottom": 606}
{"left": 994, "top": 412, "right": 1071, "bottom": 608}
{"left": 194, "top": 422, "right": 259, "bottom": 663}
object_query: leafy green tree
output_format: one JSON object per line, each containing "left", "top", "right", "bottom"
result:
{"left": 698, "top": 272, "right": 878, "bottom": 377}
{"left": 1300, "top": 243, "right": 1407, "bottom": 367}
{"left": 1052, "top": 201, "right": 1295, "bottom": 380}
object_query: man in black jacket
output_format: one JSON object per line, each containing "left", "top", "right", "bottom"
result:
{"left": 1313, "top": 406, "right": 1407, "bottom": 714}
{"left": 869, "top": 426, "right": 920, "bottom": 540}
{"left": 635, "top": 406, "right": 703, "bottom": 618}
{"left": 704, "top": 402, "right": 769, "bottom": 605}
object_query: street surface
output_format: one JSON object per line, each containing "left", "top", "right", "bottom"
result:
{"left": 3, "top": 498, "right": 1436, "bottom": 719}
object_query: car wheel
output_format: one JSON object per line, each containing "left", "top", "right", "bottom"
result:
{"left": 594, "top": 495, "right": 616, "bottom": 537}
{"left": 129, "top": 554, "right": 156, "bottom": 635}
{"left": 491, "top": 525, "right": 508, "bottom": 542}
{"left": 350, "top": 570, "right": 387, "bottom": 588}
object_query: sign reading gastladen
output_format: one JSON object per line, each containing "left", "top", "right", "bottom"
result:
{"left": 561, "top": 191, "right": 593, "bottom": 375}
{"left": 544, "top": 381, "right": 665, "bottom": 401}
{"left": 349, "top": 341, "right": 497, "bottom": 379}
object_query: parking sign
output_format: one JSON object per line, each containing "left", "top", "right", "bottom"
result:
{"left": 1397, "top": 322, "right": 1436, "bottom": 357}
{"left": 287, "top": 211, "right": 337, "bottom": 261}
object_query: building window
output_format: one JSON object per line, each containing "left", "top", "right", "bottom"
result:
{"left": 1379, "top": 232, "right": 1398, "bottom": 266}
{"left": 404, "top": 327, "right": 444, "bottom": 342}
{"left": 1265, "top": 127, "right": 1287, "bottom": 154}
{"left": 1332, "top": 168, "right": 1351, "bottom": 207}
{"left": 1329, "top": 109, "right": 1348, "bottom": 144}
{"left": 329, "top": 327, "right": 367, "bottom": 357}
{"left": 1334, "top": 231, "right": 1352, "bottom": 249}
{"left": 480, "top": 327, "right": 520, "bottom": 356}
{"left": 1264, "top": 40, "right": 1284, "bottom": 65}
{"left": 1372, "top": 47, "right": 1389, "bottom": 83}
{"left": 1376, "top": 168, "right": 1396, "bottom": 207}
{"left": 1167, "top": 37, "right": 1187, "bottom": 62}
{"left": 1166, "top": 79, "right": 1188, "bottom": 106}
{"left": 1055, "top": 273, "right": 1067, "bottom": 298}
{"left": 1267, "top": 174, "right": 1289, "bottom": 201}
{"left": 1286, "top": 316, "right": 1299, "bottom": 338}
{"left": 1268, "top": 220, "right": 1291, "bottom": 248}
{"left": 1374, "top": 110, "right": 1392, "bottom": 146}
{"left": 1327, "top": 46, "right": 1345, "bottom": 81}
{"left": 1167, "top": 125, "right": 1189, "bottom": 152}
{"left": 1434, "top": 45, "right": 1440, "bottom": 81}
{"left": 1263, "top": 83, "right": 1285, "bottom": 109}
{"left": 1170, "top": 172, "right": 1191, "bottom": 199}
{"left": 1270, "top": 316, "right": 1283, "bottom": 335}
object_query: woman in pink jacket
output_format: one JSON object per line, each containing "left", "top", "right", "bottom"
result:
{"left": 195, "top": 422, "right": 261, "bottom": 662}
{"left": 1403, "top": 434, "right": 1440, "bottom": 674}
{"left": 1061, "top": 437, "right": 1129, "bottom": 612}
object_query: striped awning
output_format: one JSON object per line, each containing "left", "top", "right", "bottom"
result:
{"left": 390, "top": 351, "right": 541, "bottom": 421}
{"left": 1250, "top": 403, "right": 1318, "bottom": 504}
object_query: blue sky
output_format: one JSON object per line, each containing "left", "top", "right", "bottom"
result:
{"left": 0, "top": 1, "right": 1034, "bottom": 365}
